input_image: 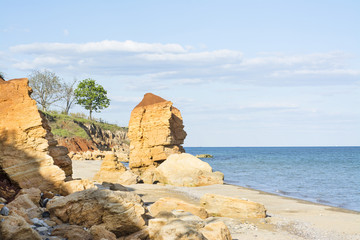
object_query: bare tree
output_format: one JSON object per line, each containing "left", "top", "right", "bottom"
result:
{"left": 28, "top": 70, "right": 62, "bottom": 111}
{"left": 61, "top": 78, "right": 77, "bottom": 115}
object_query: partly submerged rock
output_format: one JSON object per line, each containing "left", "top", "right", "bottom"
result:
{"left": 46, "top": 189, "right": 146, "bottom": 237}
{"left": 128, "top": 93, "right": 187, "bottom": 181}
{"left": 156, "top": 153, "right": 224, "bottom": 187}
{"left": 200, "top": 193, "right": 267, "bottom": 218}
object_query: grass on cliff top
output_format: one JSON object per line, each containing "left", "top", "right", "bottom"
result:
{"left": 43, "top": 111, "right": 127, "bottom": 139}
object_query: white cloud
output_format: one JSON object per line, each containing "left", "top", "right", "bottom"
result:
{"left": 271, "top": 69, "right": 360, "bottom": 77}
{"left": 6, "top": 40, "right": 360, "bottom": 88}
{"left": 10, "top": 40, "right": 187, "bottom": 54}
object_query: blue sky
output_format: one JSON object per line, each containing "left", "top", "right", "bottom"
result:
{"left": 1, "top": 0, "right": 359, "bottom": 146}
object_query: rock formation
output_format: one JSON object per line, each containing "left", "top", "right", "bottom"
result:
{"left": 200, "top": 193, "right": 267, "bottom": 218}
{"left": 156, "top": 153, "right": 224, "bottom": 187}
{"left": 93, "top": 152, "right": 140, "bottom": 185}
{"left": 128, "top": 93, "right": 187, "bottom": 179}
{"left": 0, "top": 78, "right": 70, "bottom": 193}
{"left": 47, "top": 189, "right": 147, "bottom": 237}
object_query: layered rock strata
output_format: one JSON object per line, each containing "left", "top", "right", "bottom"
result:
{"left": 128, "top": 93, "right": 187, "bottom": 178}
{"left": 0, "top": 78, "right": 70, "bottom": 192}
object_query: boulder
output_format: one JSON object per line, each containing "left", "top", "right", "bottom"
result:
{"left": 51, "top": 224, "right": 93, "bottom": 240}
{"left": 93, "top": 152, "right": 140, "bottom": 185}
{"left": 59, "top": 179, "right": 96, "bottom": 195}
{"left": 149, "top": 197, "right": 208, "bottom": 219}
{"left": 148, "top": 218, "right": 205, "bottom": 240}
{"left": 7, "top": 193, "right": 42, "bottom": 221}
{"left": 46, "top": 189, "right": 146, "bottom": 237}
{"left": 148, "top": 210, "right": 232, "bottom": 240}
{"left": 16, "top": 188, "right": 42, "bottom": 204}
{"left": 128, "top": 93, "right": 187, "bottom": 181}
{"left": 90, "top": 225, "right": 117, "bottom": 240}
{"left": 156, "top": 153, "right": 224, "bottom": 187}
{"left": 0, "top": 78, "right": 69, "bottom": 193}
{"left": 199, "top": 221, "right": 232, "bottom": 240}
{"left": 200, "top": 193, "right": 267, "bottom": 218}
{"left": 0, "top": 213, "right": 42, "bottom": 240}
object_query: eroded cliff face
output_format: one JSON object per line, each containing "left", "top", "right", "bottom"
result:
{"left": 128, "top": 93, "right": 187, "bottom": 176}
{"left": 0, "top": 78, "right": 70, "bottom": 193}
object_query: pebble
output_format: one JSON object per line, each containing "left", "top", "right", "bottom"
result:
{"left": 36, "top": 226, "right": 49, "bottom": 234}
{"left": 40, "top": 198, "right": 49, "bottom": 208}
{"left": 42, "top": 211, "right": 51, "bottom": 218}
{"left": 31, "top": 218, "right": 49, "bottom": 227}
{"left": 0, "top": 206, "right": 9, "bottom": 216}
{"left": 0, "top": 197, "right": 7, "bottom": 203}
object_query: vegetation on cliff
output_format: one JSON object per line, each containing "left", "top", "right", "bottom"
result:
{"left": 43, "top": 111, "right": 127, "bottom": 141}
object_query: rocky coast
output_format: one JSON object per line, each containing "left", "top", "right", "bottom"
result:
{"left": 1, "top": 78, "right": 359, "bottom": 240}
{"left": 72, "top": 159, "right": 360, "bottom": 240}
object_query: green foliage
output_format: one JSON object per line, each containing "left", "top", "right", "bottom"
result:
{"left": 44, "top": 111, "right": 126, "bottom": 139}
{"left": 74, "top": 78, "right": 110, "bottom": 119}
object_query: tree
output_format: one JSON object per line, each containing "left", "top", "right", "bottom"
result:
{"left": 28, "top": 70, "right": 62, "bottom": 111}
{"left": 74, "top": 78, "right": 110, "bottom": 120}
{"left": 60, "top": 78, "right": 77, "bottom": 115}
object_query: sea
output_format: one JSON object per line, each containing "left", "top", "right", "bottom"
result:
{"left": 185, "top": 146, "right": 360, "bottom": 212}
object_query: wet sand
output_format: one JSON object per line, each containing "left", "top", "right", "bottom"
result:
{"left": 72, "top": 160, "right": 360, "bottom": 240}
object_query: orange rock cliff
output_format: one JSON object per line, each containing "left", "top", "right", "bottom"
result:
{"left": 0, "top": 78, "right": 72, "bottom": 194}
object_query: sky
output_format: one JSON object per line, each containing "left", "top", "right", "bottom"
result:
{"left": 1, "top": 0, "right": 359, "bottom": 146}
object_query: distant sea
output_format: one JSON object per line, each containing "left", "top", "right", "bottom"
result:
{"left": 185, "top": 147, "right": 360, "bottom": 212}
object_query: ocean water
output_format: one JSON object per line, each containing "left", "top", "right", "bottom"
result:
{"left": 185, "top": 147, "right": 360, "bottom": 212}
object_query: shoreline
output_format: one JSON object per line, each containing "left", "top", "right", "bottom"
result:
{"left": 72, "top": 160, "right": 360, "bottom": 239}
{"left": 223, "top": 182, "right": 360, "bottom": 215}
{"left": 72, "top": 159, "right": 360, "bottom": 214}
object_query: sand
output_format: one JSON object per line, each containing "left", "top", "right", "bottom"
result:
{"left": 72, "top": 160, "right": 360, "bottom": 240}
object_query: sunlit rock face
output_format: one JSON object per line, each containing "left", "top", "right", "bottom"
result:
{"left": 128, "top": 93, "right": 187, "bottom": 179}
{"left": 0, "top": 78, "right": 70, "bottom": 193}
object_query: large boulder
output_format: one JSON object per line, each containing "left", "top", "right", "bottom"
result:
{"left": 46, "top": 189, "right": 146, "bottom": 237}
{"left": 0, "top": 78, "right": 69, "bottom": 193}
{"left": 156, "top": 153, "right": 224, "bottom": 187}
{"left": 128, "top": 93, "right": 187, "bottom": 181}
{"left": 149, "top": 197, "right": 208, "bottom": 219}
{"left": 200, "top": 193, "right": 267, "bottom": 218}
{"left": 0, "top": 213, "right": 42, "bottom": 240}
{"left": 148, "top": 211, "right": 232, "bottom": 240}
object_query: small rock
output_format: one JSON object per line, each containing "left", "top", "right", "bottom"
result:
{"left": 31, "top": 217, "right": 49, "bottom": 227}
{"left": 0, "top": 206, "right": 9, "bottom": 216}
{"left": 40, "top": 198, "right": 49, "bottom": 208}
{"left": 36, "top": 226, "right": 49, "bottom": 234}
{"left": 42, "top": 211, "right": 51, "bottom": 218}
{"left": 0, "top": 197, "right": 7, "bottom": 203}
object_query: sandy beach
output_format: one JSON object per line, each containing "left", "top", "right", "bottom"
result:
{"left": 72, "top": 160, "right": 360, "bottom": 240}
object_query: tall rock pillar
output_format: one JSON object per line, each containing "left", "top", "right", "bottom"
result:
{"left": 128, "top": 93, "right": 187, "bottom": 179}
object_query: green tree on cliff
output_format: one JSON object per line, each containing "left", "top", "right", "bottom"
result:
{"left": 74, "top": 78, "right": 110, "bottom": 120}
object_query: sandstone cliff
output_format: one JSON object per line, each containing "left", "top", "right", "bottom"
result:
{"left": 0, "top": 78, "right": 70, "bottom": 195}
{"left": 128, "top": 93, "right": 187, "bottom": 177}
